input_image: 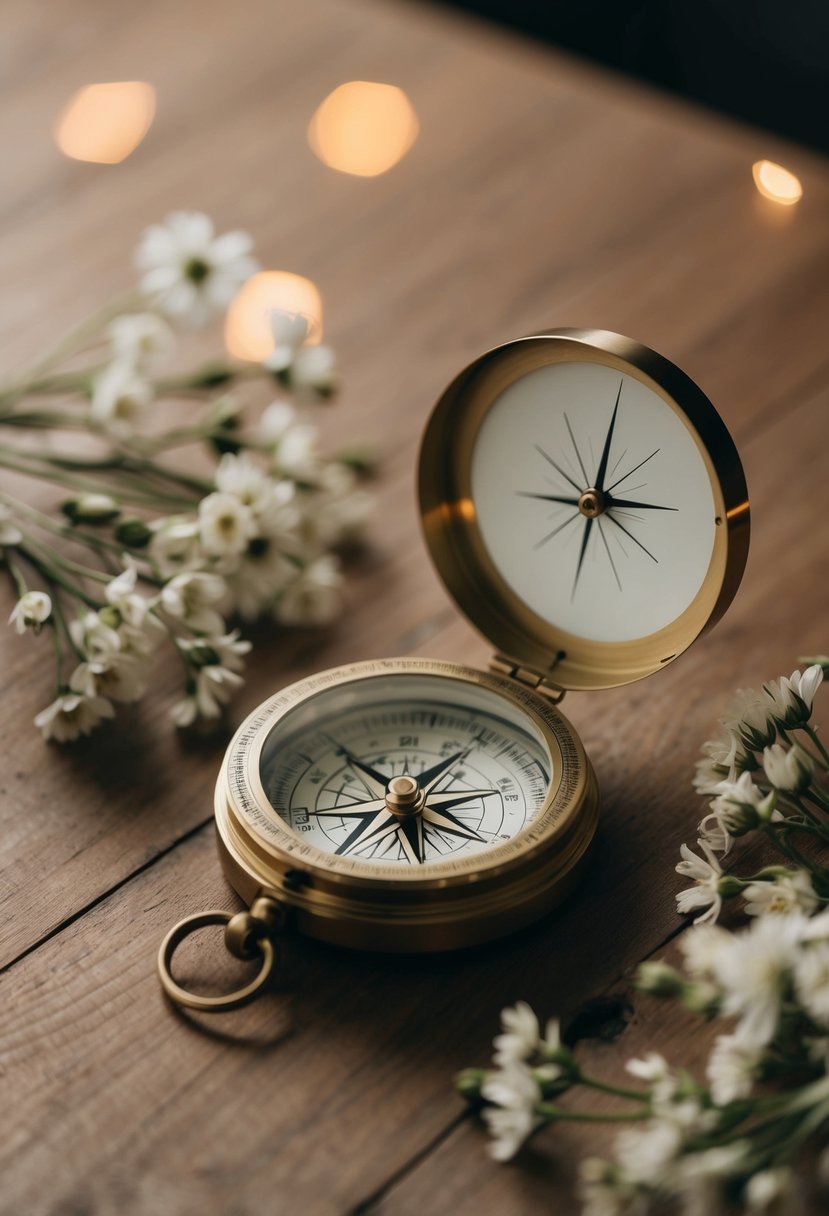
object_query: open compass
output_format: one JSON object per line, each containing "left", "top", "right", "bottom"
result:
{"left": 159, "top": 328, "right": 749, "bottom": 1012}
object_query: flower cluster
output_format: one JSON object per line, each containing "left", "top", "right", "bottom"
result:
{"left": 676, "top": 662, "right": 827, "bottom": 925}
{"left": 1, "top": 212, "right": 373, "bottom": 741}
{"left": 458, "top": 659, "right": 829, "bottom": 1212}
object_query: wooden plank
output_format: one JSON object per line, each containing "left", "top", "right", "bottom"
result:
{"left": 3, "top": 0, "right": 829, "bottom": 967}
{"left": 2, "top": 382, "right": 825, "bottom": 1215}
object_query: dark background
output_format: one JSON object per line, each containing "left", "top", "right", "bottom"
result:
{"left": 443, "top": 0, "right": 829, "bottom": 154}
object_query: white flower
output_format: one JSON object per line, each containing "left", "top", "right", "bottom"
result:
{"left": 578, "top": 1159, "right": 648, "bottom": 1216}
{"left": 149, "top": 516, "right": 202, "bottom": 577}
{"left": 675, "top": 842, "right": 725, "bottom": 923}
{"left": 793, "top": 943, "right": 829, "bottom": 1027}
{"left": 275, "top": 555, "right": 342, "bottom": 626}
{"left": 625, "top": 1052, "right": 671, "bottom": 1084}
{"left": 265, "top": 311, "right": 311, "bottom": 372}
{"left": 69, "top": 652, "right": 145, "bottom": 703}
{"left": 179, "top": 629, "right": 251, "bottom": 674}
{"left": 69, "top": 611, "right": 122, "bottom": 658}
{"left": 303, "top": 463, "right": 373, "bottom": 548}
{"left": 712, "top": 913, "right": 806, "bottom": 1046}
{"left": 34, "top": 692, "right": 115, "bottom": 742}
{"left": 679, "top": 922, "right": 732, "bottom": 978}
{"left": 744, "top": 1167, "right": 792, "bottom": 1211}
{"left": 214, "top": 452, "right": 280, "bottom": 519}
{"left": 90, "top": 360, "right": 153, "bottom": 440}
{"left": 193, "top": 663, "right": 244, "bottom": 718}
{"left": 222, "top": 540, "right": 296, "bottom": 621}
{"left": 481, "top": 1064, "right": 540, "bottom": 1161}
{"left": 292, "top": 343, "right": 337, "bottom": 394}
{"left": 744, "top": 870, "right": 818, "bottom": 918}
{"left": 258, "top": 400, "right": 297, "bottom": 444}
{"left": 170, "top": 694, "right": 199, "bottom": 728}
{"left": 763, "top": 741, "right": 813, "bottom": 792}
{"left": 9, "top": 591, "right": 52, "bottom": 634}
{"left": 160, "top": 571, "right": 226, "bottom": 634}
{"left": 721, "top": 685, "right": 777, "bottom": 751}
{"left": 62, "top": 492, "right": 120, "bottom": 523}
{"left": 699, "top": 773, "right": 777, "bottom": 853}
{"left": 0, "top": 504, "right": 23, "bottom": 546}
{"left": 706, "top": 1033, "right": 761, "bottom": 1104}
{"left": 764, "top": 666, "right": 823, "bottom": 729}
{"left": 693, "top": 728, "right": 752, "bottom": 794}
{"left": 493, "top": 1001, "right": 541, "bottom": 1066}
{"left": 198, "top": 491, "right": 256, "bottom": 558}
{"left": 108, "top": 312, "right": 174, "bottom": 373}
{"left": 135, "top": 211, "right": 257, "bottom": 328}
{"left": 104, "top": 564, "right": 151, "bottom": 629}
{"left": 614, "top": 1119, "right": 683, "bottom": 1187}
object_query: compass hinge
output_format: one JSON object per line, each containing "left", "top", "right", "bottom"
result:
{"left": 489, "top": 655, "right": 566, "bottom": 704}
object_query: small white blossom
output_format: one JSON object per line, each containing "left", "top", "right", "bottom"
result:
{"left": 160, "top": 571, "right": 226, "bottom": 634}
{"left": 9, "top": 591, "right": 52, "bottom": 634}
{"left": 493, "top": 1001, "right": 540, "bottom": 1066}
{"left": 305, "top": 463, "right": 373, "bottom": 547}
{"left": 34, "top": 692, "right": 115, "bottom": 742}
{"left": 481, "top": 1064, "right": 540, "bottom": 1161}
{"left": 291, "top": 343, "right": 337, "bottom": 394}
{"left": 744, "top": 1167, "right": 792, "bottom": 1211}
{"left": 69, "top": 652, "right": 145, "bottom": 703}
{"left": 149, "top": 517, "right": 202, "bottom": 577}
{"left": 693, "top": 727, "right": 753, "bottom": 794}
{"left": 198, "top": 491, "right": 256, "bottom": 558}
{"left": 90, "top": 361, "right": 153, "bottom": 440}
{"left": 222, "top": 541, "right": 296, "bottom": 621}
{"left": 63, "top": 492, "right": 120, "bottom": 523}
{"left": 744, "top": 870, "right": 818, "bottom": 918}
{"left": 265, "top": 311, "right": 311, "bottom": 372}
{"left": 258, "top": 400, "right": 298, "bottom": 444}
{"left": 699, "top": 773, "right": 778, "bottom": 854}
{"left": 108, "top": 312, "right": 174, "bottom": 373}
{"left": 578, "top": 1159, "right": 648, "bottom": 1216}
{"left": 275, "top": 555, "right": 342, "bottom": 626}
{"left": 764, "top": 666, "right": 823, "bottom": 729}
{"left": 679, "top": 922, "right": 732, "bottom": 978}
{"left": 763, "top": 741, "right": 813, "bottom": 793}
{"left": 793, "top": 943, "right": 829, "bottom": 1026}
{"left": 104, "top": 563, "right": 151, "bottom": 629}
{"left": 712, "top": 913, "right": 806, "bottom": 1047}
{"left": 614, "top": 1119, "right": 683, "bottom": 1187}
{"left": 676, "top": 842, "right": 726, "bottom": 923}
{"left": 193, "top": 663, "right": 244, "bottom": 718}
{"left": 179, "top": 629, "right": 251, "bottom": 674}
{"left": 214, "top": 452, "right": 282, "bottom": 520}
{"left": 707, "top": 1032, "right": 761, "bottom": 1104}
{"left": 0, "top": 504, "right": 23, "bottom": 546}
{"left": 721, "top": 685, "right": 777, "bottom": 751}
{"left": 69, "top": 610, "right": 122, "bottom": 658}
{"left": 136, "top": 211, "right": 257, "bottom": 328}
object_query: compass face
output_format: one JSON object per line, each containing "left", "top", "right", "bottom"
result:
{"left": 470, "top": 360, "right": 717, "bottom": 644}
{"left": 257, "top": 674, "right": 552, "bottom": 867}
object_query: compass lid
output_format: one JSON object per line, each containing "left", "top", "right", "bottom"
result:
{"left": 418, "top": 329, "right": 749, "bottom": 691}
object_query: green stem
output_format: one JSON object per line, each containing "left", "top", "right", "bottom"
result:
{"left": 47, "top": 583, "right": 85, "bottom": 662}
{"left": 576, "top": 1074, "right": 651, "bottom": 1103}
{"left": 536, "top": 1103, "right": 649, "bottom": 1124}
{"left": 5, "top": 553, "right": 28, "bottom": 600}
{"left": 803, "top": 724, "right": 829, "bottom": 767}
{"left": 17, "top": 546, "right": 101, "bottom": 609}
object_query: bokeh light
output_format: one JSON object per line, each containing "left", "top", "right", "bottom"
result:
{"left": 55, "top": 82, "right": 156, "bottom": 164}
{"left": 752, "top": 160, "right": 803, "bottom": 206}
{"left": 308, "top": 81, "right": 419, "bottom": 177}
{"left": 225, "top": 271, "right": 323, "bottom": 362}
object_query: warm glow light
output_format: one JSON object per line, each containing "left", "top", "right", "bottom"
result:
{"left": 752, "top": 159, "right": 803, "bottom": 206}
{"left": 55, "top": 82, "right": 156, "bottom": 164}
{"left": 225, "top": 271, "right": 323, "bottom": 362}
{"left": 308, "top": 81, "right": 419, "bottom": 177}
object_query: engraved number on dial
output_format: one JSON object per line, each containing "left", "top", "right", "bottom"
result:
{"left": 261, "top": 697, "right": 551, "bottom": 866}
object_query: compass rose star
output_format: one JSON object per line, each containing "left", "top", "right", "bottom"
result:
{"left": 518, "top": 379, "right": 678, "bottom": 598}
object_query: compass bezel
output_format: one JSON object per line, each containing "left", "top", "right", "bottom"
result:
{"left": 418, "top": 329, "right": 749, "bottom": 691}
{"left": 214, "top": 658, "right": 599, "bottom": 950}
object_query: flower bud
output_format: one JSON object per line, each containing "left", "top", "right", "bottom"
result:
{"left": 717, "top": 874, "right": 744, "bottom": 900}
{"left": 115, "top": 517, "right": 152, "bottom": 548}
{"left": 61, "top": 494, "right": 121, "bottom": 524}
{"left": 636, "top": 960, "right": 684, "bottom": 997}
{"left": 763, "top": 742, "right": 813, "bottom": 793}
{"left": 454, "top": 1068, "right": 487, "bottom": 1102}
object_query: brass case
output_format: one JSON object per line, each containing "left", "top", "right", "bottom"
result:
{"left": 214, "top": 658, "right": 600, "bottom": 952}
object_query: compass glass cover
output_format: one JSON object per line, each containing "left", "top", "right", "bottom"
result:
{"left": 470, "top": 361, "right": 717, "bottom": 644}
{"left": 258, "top": 674, "right": 552, "bottom": 867}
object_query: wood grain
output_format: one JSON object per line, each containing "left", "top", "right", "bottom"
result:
{"left": 1, "top": 0, "right": 827, "bottom": 1212}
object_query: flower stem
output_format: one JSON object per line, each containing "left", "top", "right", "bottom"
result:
{"left": 803, "top": 724, "right": 829, "bottom": 767}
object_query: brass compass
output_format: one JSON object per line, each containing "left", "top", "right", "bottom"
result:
{"left": 158, "top": 328, "right": 749, "bottom": 1012}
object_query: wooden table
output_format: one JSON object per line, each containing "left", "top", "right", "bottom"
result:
{"left": 2, "top": 1, "right": 828, "bottom": 1212}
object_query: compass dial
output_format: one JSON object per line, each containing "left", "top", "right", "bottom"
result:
{"left": 257, "top": 674, "right": 552, "bottom": 866}
{"left": 470, "top": 360, "right": 717, "bottom": 644}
